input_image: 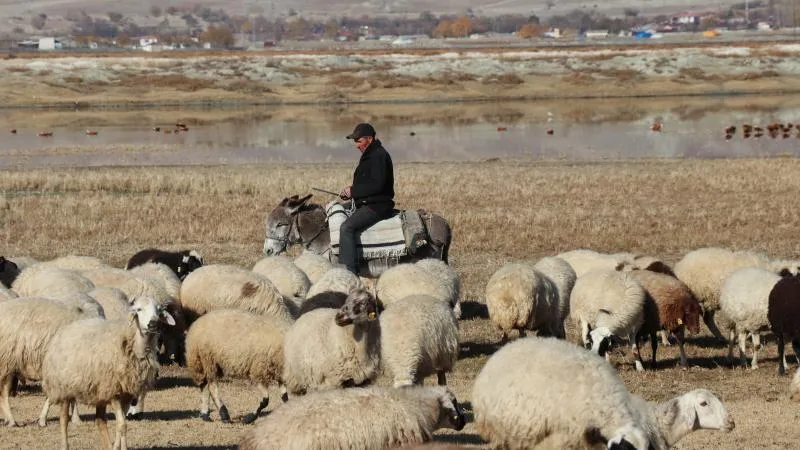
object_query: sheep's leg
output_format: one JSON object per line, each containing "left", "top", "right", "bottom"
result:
{"left": 199, "top": 383, "right": 212, "bottom": 422}
{"left": 726, "top": 328, "right": 737, "bottom": 364}
{"left": 126, "top": 393, "right": 145, "bottom": 420}
{"left": 660, "top": 329, "right": 672, "bottom": 346}
{"left": 738, "top": 331, "right": 748, "bottom": 368}
{"left": 437, "top": 371, "right": 447, "bottom": 386}
{"left": 96, "top": 404, "right": 111, "bottom": 450}
{"left": 649, "top": 332, "right": 658, "bottom": 370}
{"left": 210, "top": 382, "right": 230, "bottom": 423}
{"left": 69, "top": 400, "right": 80, "bottom": 424}
{"left": 777, "top": 334, "right": 787, "bottom": 376}
{"left": 751, "top": 333, "right": 761, "bottom": 370}
{"left": 580, "top": 320, "right": 591, "bottom": 348}
{"left": 518, "top": 329, "right": 527, "bottom": 339}
{"left": 111, "top": 400, "right": 127, "bottom": 450}
{"left": 630, "top": 333, "right": 644, "bottom": 372}
{"left": 38, "top": 398, "right": 51, "bottom": 427}
{"left": 703, "top": 309, "right": 727, "bottom": 342}
{"left": 791, "top": 339, "right": 800, "bottom": 366}
{"left": 242, "top": 383, "right": 270, "bottom": 424}
{"left": 1, "top": 375, "right": 17, "bottom": 427}
{"left": 280, "top": 384, "right": 289, "bottom": 403}
{"left": 675, "top": 328, "right": 688, "bottom": 369}
{"left": 59, "top": 402, "right": 70, "bottom": 450}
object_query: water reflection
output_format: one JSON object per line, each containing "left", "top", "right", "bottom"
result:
{"left": 1, "top": 95, "right": 799, "bottom": 168}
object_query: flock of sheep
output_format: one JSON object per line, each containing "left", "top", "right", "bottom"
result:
{"left": 0, "top": 244, "right": 797, "bottom": 449}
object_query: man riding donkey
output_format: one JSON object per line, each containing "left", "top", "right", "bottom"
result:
{"left": 339, "top": 123, "right": 395, "bottom": 276}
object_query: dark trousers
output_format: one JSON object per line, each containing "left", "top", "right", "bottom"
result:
{"left": 339, "top": 203, "right": 394, "bottom": 275}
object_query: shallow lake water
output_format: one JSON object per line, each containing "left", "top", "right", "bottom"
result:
{"left": 1, "top": 95, "right": 799, "bottom": 168}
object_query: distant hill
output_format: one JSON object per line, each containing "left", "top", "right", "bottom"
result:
{"left": 0, "top": 0, "right": 743, "bottom": 19}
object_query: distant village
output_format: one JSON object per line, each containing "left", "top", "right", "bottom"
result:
{"left": 4, "top": 1, "right": 798, "bottom": 51}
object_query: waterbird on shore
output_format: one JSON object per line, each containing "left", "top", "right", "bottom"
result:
{"left": 546, "top": 129, "right": 554, "bottom": 135}
{"left": 10, "top": 129, "right": 16, "bottom": 134}
{"left": 153, "top": 127, "right": 161, "bottom": 132}
{"left": 650, "top": 121, "right": 662, "bottom": 132}
{"left": 38, "top": 131, "right": 53, "bottom": 137}
{"left": 496, "top": 127, "right": 507, "bottom": 132}
{"left": 724, "top": 126, "right": 736, "bottom": 135}
{"left": 85, "top": 130, "right": 98, "bottom": 136}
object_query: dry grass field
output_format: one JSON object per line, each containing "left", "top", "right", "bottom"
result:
{"left": 3, "top": 158, "right": 800, "bottom": 449}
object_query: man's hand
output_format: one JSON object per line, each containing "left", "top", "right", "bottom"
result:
{"left": 340, "top": 186, "right": 352, "bottom": 199}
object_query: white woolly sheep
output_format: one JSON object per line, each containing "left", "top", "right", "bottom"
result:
{"left": 43, "top": 255, "right": 111, "bottom": 271}
{"left": 7, "top": 256, "right": 39, "bottom": 271}
{"left": 11, "top": 264, "right": 95, "bottom": 301}
{"left": 128, "top": 262, "right": 182, "bottom": 302}
{"left": 473, "top": 337, "right": 734, "bottom": 450}
{"left": 185, "top": 309, "right": 291, "bottom": 424}
{"left": 252, "top": 255, "right": 311, "bottom": 299}
{"left": 42, "top": 296, "right": 175, "bottom": 450}
{"left": 485, "top": 262, "right": 562, "bottom": 342}
{"left": 80, "top": 267, "right": 170, "bottom": 306}
{"left": 673, "top": 247, "right": 770, "bottom": 342}
{"left": 305, "top": 267, "right": 364, "bottom": 299}
{"left": 0, "top": 298, "right": 101, "bottom": 427}
{"left": 179, "top": 264, "right": 291, "bottom": 324}
{"left": 87, "top": 287, "right": 130, "bottom": 321}
{"left": 375, "top": 263, "right": 458, "bottom": 315}
{"left": 570, "top": 269, "right": 647, "bottom": 371}
{"left": 398, "top": 445, "right": 473, "bottom": 450}
{"left": 238, "top": 386, "right": 466, "bottom": 450}
{"left": 720, "top": 267, "right": 781, "bottom": 370}
{"left": 629, "top": 270, "right": 702, "bottom": 369}
{"left": 380, "top": 295, "right": 459, "bottom": 388}
{"left": 533, "top": 256, "right": 576, "bottom": 326}
{"left": 283, "top": 289, "right": 380, "bottom": 395}
{"left": 293, "top": 252, "right": 334, "bottom": 284}
{"left": 0, "top": 285, "right": 17, "bottom": 301}
{"left": 413, "top": 258, "right": 461, "bottom": 318}
{"left": 556, "top": 249, "right": 628, "bottom": 278}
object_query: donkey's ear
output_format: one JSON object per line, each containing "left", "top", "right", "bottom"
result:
{"left": 279, "top": 197, "right": 290, "bottom": 206}
{"left": 298, "top": 194, "right": 313, "bottom": 204}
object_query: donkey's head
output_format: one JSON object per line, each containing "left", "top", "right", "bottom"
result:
{"left": 263, "top": 194, "right": 313, "bottom": 256}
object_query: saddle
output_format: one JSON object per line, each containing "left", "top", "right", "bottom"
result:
{"left": 325, "top": 202, "right": 428, "bottom": 259}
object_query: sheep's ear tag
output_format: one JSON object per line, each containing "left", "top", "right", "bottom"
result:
{"left": 182, "top": 256, "right": 190, "bottom": 263}
{"left": 368, "top": 312, "right": 377, "bottom": 320}
{"left": 677, "top": 318, "right": 683, "bottom": 326}
{"left": 177, "top": 267, "right": 183, "bottom": 273}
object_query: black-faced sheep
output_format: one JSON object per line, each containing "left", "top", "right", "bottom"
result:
{"left": 472, "top": 337, "right": 735, "bottom": 450}
{"left": 0, "top": 256, "right": 20, "bottom": 288}
{"left": 767, "top": 271, "right": 800, "bottom": 375}
{"left": 125, "top": 248, "right": 204, "bottom": 280}
{"left": 238, "top": 386, "right": 465, "bottom": 450}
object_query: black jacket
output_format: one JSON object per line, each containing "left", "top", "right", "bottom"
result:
{"left": 351, "top": 139, "right": 394, "bottom": 208}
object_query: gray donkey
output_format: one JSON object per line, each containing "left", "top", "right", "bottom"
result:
{"left": 263, "top": 194, "right": 452, "bottom": 277}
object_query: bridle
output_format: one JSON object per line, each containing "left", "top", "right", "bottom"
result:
{"left": 268, "top": 207, "right": 329, "bottom": 252}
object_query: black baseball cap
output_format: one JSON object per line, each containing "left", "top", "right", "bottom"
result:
{"left": 346, "top": 123, "right": 376, "bottom": 140}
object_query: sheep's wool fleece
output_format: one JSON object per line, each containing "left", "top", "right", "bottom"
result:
{"left": 239, "top": 386, "right": 446, "bottom": 450}
{"left": 283, "top": 308, "right": 380, "bottom": 394}
{"left": 186, "top": 309, "right": 290, "bottom": 385}
{"left": 473, "top": 337, "right": 643, "bottom": 450}
{"left": 570, "top": 269, "right": 645, "bottom": 336}
{"left": 485, "top": 263, "right": 547, "bottom": 332}
{"left": 380, "top": 295, "right": 459, "bottom": 385}
{"left": 0, "top": 298, "right": 90, "bottom": 380}
{"left": 252, "top": 256, "right": 311, "bottom": 298}
{"left": 42, "top": 318, "right": 158, "bottom": 405}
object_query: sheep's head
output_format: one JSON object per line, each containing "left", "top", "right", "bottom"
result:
{"left": 607, "top": 425, "right": 649, "bottom": 450}
{"left": 0, "top": 256, "right": 20, "bottom": 289}
{"left": 587, "top": 327, "right": 615, "bottom": 356}
{"left": 434, "top": 387, "right": 466, "bottom": 431}
{"left": 176, "top": 250, "right": 204, "bottom": 280}
{"left": 678, "top": 389, "right": 734, "bottom": 433}
{"left": 264, "top": 194, "right": 313, "bottom": 257}
{"left": 334, "top": 288, "right": 378, "bottom": 326}
{"left": 130, "top": 296, "right": 176, "bottom": 335}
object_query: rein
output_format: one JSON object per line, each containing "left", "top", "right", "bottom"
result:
{"left": 268, "top": 207, "right": 329, "bottom": 251}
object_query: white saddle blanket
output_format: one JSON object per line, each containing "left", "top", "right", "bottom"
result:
{"left": 326, "top": 202, "right": 408, "bottom": 259}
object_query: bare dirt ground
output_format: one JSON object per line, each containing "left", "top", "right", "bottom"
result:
{"left": 3, "top": 159, "right": 800, "bottom": 448}
{"left": 3, "top": 42, "right": 800, "bottom": 108}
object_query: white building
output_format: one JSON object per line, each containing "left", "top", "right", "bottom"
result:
{"left": 139, "top": 36, "right": 159, "bottom": 47}
{"left": 38, "top": 37, "right": 61, "bottom": 50}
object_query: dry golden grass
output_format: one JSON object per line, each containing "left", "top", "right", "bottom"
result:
{"left": 3, "top": 159, "right": 800, "bottom": 448}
